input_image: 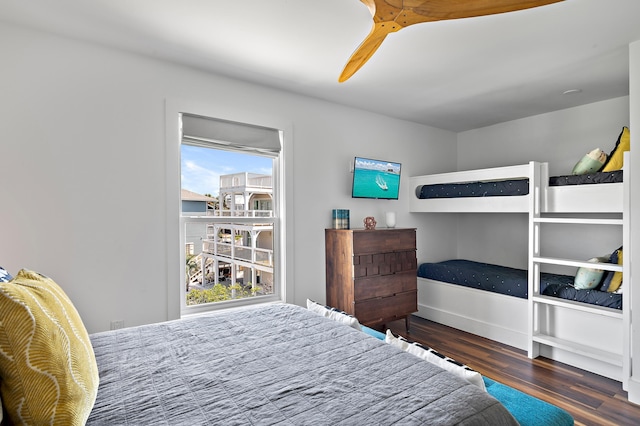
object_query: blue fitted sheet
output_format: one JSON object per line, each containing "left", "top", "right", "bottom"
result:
{"left": 418, "top": 179, "right": 528, "bottom": 199}
{"left": 418, "top": 259, "right": 622, "bottom": 309}
{"left": 548, "top": 170, "right": 623, "bottom": 186}
{"left": 541, "top": 282, "right": 622, "bottom": 309}
{"left": 417, "top": 171, "right": 623, "bottom": 200}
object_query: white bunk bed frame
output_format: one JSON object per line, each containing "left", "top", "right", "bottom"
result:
{"left": 409, "top": 158, "right": 629, "bottom": 385}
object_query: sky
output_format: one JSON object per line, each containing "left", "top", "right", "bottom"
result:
{"left": 355, "top": 157, "right": 401, "bottom": 174}
{"left": 181, "top": 145, "right": 273, "bottom": 196}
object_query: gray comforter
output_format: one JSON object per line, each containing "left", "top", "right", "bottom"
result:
{"left": 87, "top": 303, "right": 518, "bottom": 425}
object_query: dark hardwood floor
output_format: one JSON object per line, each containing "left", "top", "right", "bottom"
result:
{"left": 384, "top": 315, "right": 640, "bottom": 426}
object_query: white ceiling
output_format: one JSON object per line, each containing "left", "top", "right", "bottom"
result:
{"left": 2, "top": 0, "right": 639, "bottom": 132}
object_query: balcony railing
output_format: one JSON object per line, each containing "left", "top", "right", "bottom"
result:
{"left": 206, "top": 223, "right": 273, "bottom": 237}
{"left": 219, "top": 173, "right": 272, "bottom": 190}
{"left": 201, "top": 240, "right": 273, "bottom": 268}
{"left": 206, "top": 209, "right": 273, "bottom": 217}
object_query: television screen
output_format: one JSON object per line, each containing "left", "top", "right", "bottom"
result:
{"left": 352, "top": 157, "right": 402, "bottom": 200}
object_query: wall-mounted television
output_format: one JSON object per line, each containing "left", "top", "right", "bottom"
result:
{"left": 352, "top": 157, "right": 402, "bottom": 200}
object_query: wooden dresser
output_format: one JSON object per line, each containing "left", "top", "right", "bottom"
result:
{"left": 325, "top": 228, "right": 417, "bottom": 331}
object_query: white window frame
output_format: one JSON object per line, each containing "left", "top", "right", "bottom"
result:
{"left": 165, "top": 99, "right": 294, "bottom": 319}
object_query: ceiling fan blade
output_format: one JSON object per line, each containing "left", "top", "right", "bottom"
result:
{"left": 406, "top": 0, "right": 563, "bottom": 23}
{"left": 340, "top": 0, "right": 563, "bottom": 82}
{"left": 339, "top": 21, "right": 402, "bottom": 83}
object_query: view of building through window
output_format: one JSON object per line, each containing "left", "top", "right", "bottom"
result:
{"left": 181, "top": 144, "right": 275, "bottom": 307}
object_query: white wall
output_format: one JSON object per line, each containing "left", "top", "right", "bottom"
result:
{"left": 627, "top": 39, "right": 640, "bottom": 404}
{"left": 0, "top": 23, "right": 457, "bottom": 333}
{"left": 457, "top": 97, "right": 630, "bottom": 175}
{"left": 290, "top": 104, "right": 459, "bottom": 301}
{"left": 455, "top": 98, "right": 630, "bottom": 268}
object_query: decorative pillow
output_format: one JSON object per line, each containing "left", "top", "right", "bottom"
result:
{"left": 602, "top": 127, "right": 630, "bottom": 172}
{"left": 306, "top": 299, "right": 362, "bottom": 330}
{"left": 571, "top": 148, "right": 607, "bottom": 175}
{"left": 603, "top": 248, "right": 623, "bottom": 293}
{"left": 0, "top": 269, "right": 99, "bottom": 425}
{"left": 607, "top": 249, "right": 624, "bottom": 293}
{"left": 573, "top": 256, "right": 608, "bottom": 290}
{"left": 0, "top": 266, "right": 12, "bottom": 282}
{"left": 385, "top": 330, "right": 486, "bottom": 391}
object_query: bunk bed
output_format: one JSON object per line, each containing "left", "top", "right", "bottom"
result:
{"left": 409, "top": 153, "right": 629, "bottom": 383}
{"left": 409, "top": 162, "right": 540, "bottom": 213}
{"left": 417, "top": 259, "right": 622, "bottom": 309}
{"left": 409, "top": 161, "right": 624, "bottom": 213}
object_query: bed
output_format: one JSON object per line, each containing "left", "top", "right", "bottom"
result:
{"left": 0, "top": 267, "right": 522, "bottom": 426}
{"left": 408, "top": 145, "right": 629, "bottom": 382}
{"left": 409, "top": 162, "right": 624, "bottom": 213}
{"left": 409, "top": 162, "right": 541, "bottom": 213}
{"left": 418, "top": 259, "right": 622, "bottom": 310}
{"left": 86, "top": 303, "right": 523, "bottom": 425}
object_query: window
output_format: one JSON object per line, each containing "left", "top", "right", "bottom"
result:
{"left": 178, "top": 114, "right": 283, "bottom": 315}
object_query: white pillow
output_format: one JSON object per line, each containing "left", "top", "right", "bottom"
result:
{"left": 385, "top": 330, "right": 486, "bottom": 391}
{"left": 306, "top": 299, "right": 361, "bottom": 330}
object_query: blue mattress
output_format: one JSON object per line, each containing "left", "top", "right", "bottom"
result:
{"left": 541, "top": 282, "right": 622, "bottom": 309}
{"left": 548, "top": 170, "right": 623, "bottom": 186}
{"left": 417, "top": 171, "right": 623, "bottom": 199}
{"left": 418, "top": 259, "right": 622, "bottom": 309}
{"left": 418, "top": 179, "right": 528, "bottom": 199}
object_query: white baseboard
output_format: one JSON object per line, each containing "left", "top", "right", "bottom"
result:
{"left": 416, "top": 303, "right": 528, "bottom": 350}
{"left": 628, "top": 378, "right": 640, "bottom": 405}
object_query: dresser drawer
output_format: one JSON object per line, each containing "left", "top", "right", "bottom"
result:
{"left": 353, "top": 250, "right": 417, "bottom": 278}
{"left": 352, "top": 229, "right": 416, "bottom": 255}
{"left": 353, "top": 271, "right": 416, "bottom": 300}
{"left": 354, "top": 290, "right": 417, "bottom": 325}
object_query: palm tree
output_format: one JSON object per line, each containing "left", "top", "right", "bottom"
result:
{"left": 185, "top": 254, "right": 200, "bottom": 292}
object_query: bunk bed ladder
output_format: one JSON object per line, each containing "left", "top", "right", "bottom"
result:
{"left": 528, "top": 157, "right": 627, "bottom": 379}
